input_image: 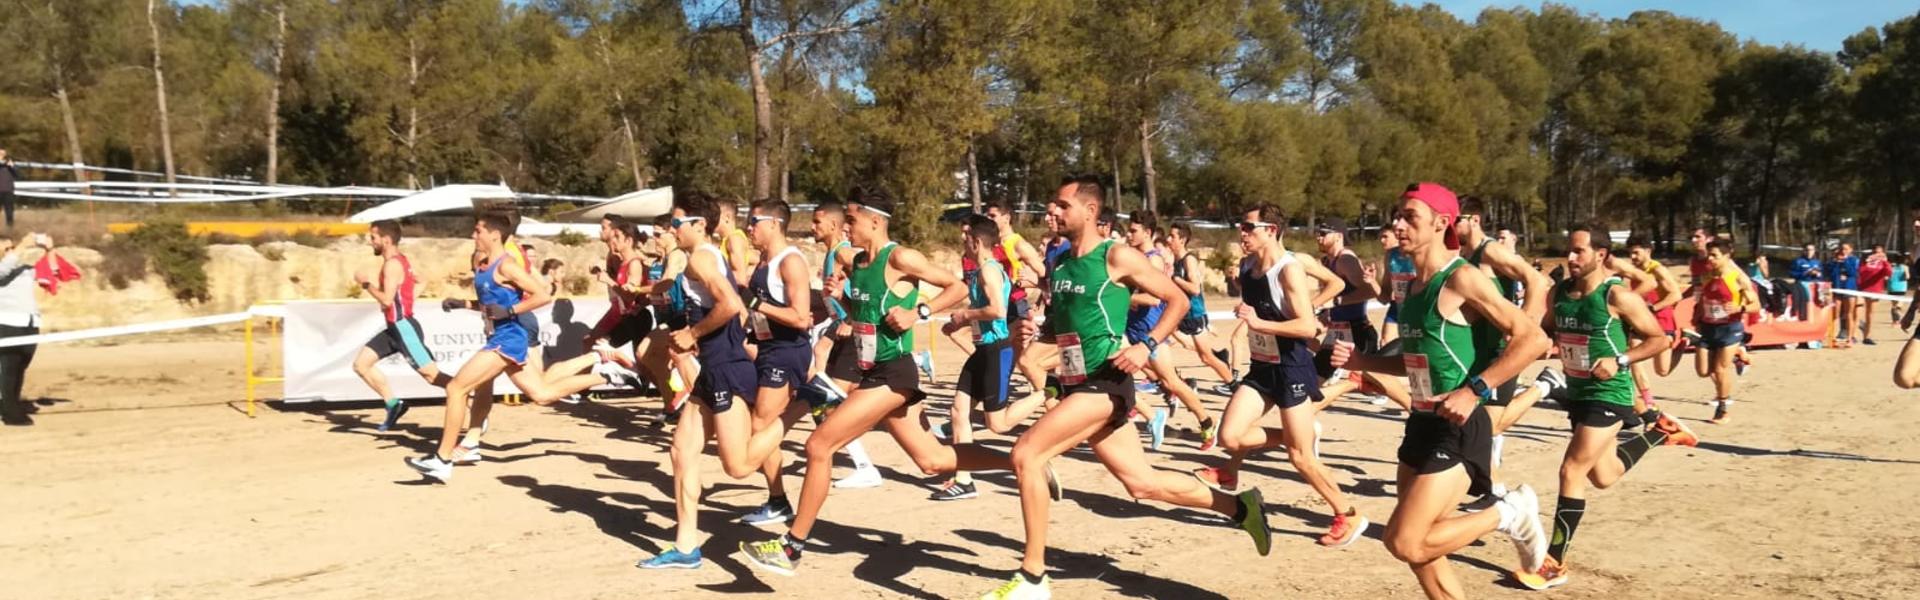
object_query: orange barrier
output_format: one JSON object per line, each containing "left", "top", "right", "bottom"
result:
{"left": 108, "top": 221, "right": 367, "bottom": 237}
{"left": 1673, "top": 296, "right": 1833, "bottom": 348}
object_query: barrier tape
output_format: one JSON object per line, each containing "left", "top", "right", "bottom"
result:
{"left": 0, "top": 308, "right": 279, "bottom": 348}
{"left": 1831, "top": 288, "right": 1911, "bottom": 303}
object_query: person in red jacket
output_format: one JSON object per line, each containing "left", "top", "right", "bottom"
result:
{"left": 1859, "top": 244, "right": 1892, "bottom": 345}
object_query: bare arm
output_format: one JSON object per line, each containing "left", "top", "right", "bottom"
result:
{"left": 1485, "top": 242, "right": 1551, "bottom": 323}
{"left": 1243, "top": 261, "right": 1327, "bottom": 339}
{"left": 954, "top": 262, "right": 1007, "bottom": 324}
{"left": 1172, "top": 253, "right": 1203, "bottom": 296}
{"left": 684, "top": 249, "right": 742, "bottom": 337}
{"left": 1611, "top": 284, "right": 1672, "bottom": 365}
{"left": 1110, "top": 244, "right": 1189, "bottom": 347}
{"left": 1335, "top": 254, "right": 1377, "bottom": 302}
{"left": 1299, "top": 256, "right": 1344, "bottom": 308}
{"left": 1649, "top": 264, "right": 1682, "bottom": 312}
{"left": 494, "top": 257, "right": 554, "bottom": 316}
{"left": 369, "top": 258, "right": 402, "bottom": 310}
{"left": 758, "top": 252, "right": 813, "bottom": 330}
{"left": 724, "top": 233, "right": 753, "bottom": 283}
{"left": 1014, "top": 238, "right": 1045, "bottom": 283}
{"left": 893, "top": 247, "right": 967, "bottom": 322}
{"left": 1452, "top": 268, "right": 1548, "bottom": 390}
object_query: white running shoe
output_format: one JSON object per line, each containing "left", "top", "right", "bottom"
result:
{"left": 453, "top": 445, "right": 484, "bottom": 465}
{"left": 1498, "top": 484, "right": 1548, "bottom": 572}
{"left": 980, "top": 572, "right": 1051, "bottom": 600}
{"left": 406, "top": 454, "right": 453, "bottom": 482}
{"left": 832, "top": 466, "right": 884, "bottom": 489}
{"left": 594, "top": 358, "right": 643, "bottom": 388}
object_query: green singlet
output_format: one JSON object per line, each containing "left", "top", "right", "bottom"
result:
{"left": 1398, "top": 257, "right": 1483, "bottom": 410}
{"left": 1465, "top": 239, "right": 1519, "bottom": 372}
{"left": 848, "top": 242, "right": 918, "bottom": 363}
{"left": 1551, "top": 277, "right": 1635, "bottom": 407}
{"left": 1046, "top": 240, "right": 1130, "bottom": 377}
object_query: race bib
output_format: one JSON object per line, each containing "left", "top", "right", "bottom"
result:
{"left": 1328, "top": 321, "right": 1355, "bottom": 345}
{"left": 1705, "top": 300, "right": 1731, "bottom": 322}
{"left": 1391, "top": 273, "right": 1414, "bottom": 302}
{"left": 1558, "top": 332, "right": 1592, "bottom": 378}
{"left": 1405, "top": 353, "right": 1435, "bottom": 412}
{"left": 853, "top": 321, "right": 878, "bottom": 370}
{"left": 1249, "top": 332, "right": 1280, "bottom": 363}
{"left": 1057, "top": 333, "right": 1089, "bottom": 385}
{"left": 1816, "top": 282, "right": 1832, "bottom": 306}
{"left": 972, "top": 320, "right": 989, "bottom": 344}
{"left": 750, "top": 311, "right": 772, "bottom": 341}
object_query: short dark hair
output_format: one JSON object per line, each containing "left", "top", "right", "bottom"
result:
{"left": 1460, "top": 195, "right": 1486, "bottom": 215}
{"left": 540, "top": 258, "right": 564, "bottom": 274}
{"left": 1707, "top": 238, "right": 1733, "bottom": 254}
{"left": 987, "top": 198, "right": 1014, "bottom": 215}
{"left": 963, "top": 214, "right": 999, "bottom": 246}
{"left": 1243, "top": 203, "right": 1284, "bottom": 225}
{"left": 1128, "top": 210, "right": 1158, "bottom": 232}
{"left": 750, "top": 198, "right": 791, "bottom": 224}
{"left": 1627, "top": 236, "right": 1651, "bottom": 250}
{"left": 675, "top": 191, "right": 719, "bottom": 235}
{"left": 370, "top": 220, "right": 402, "bottom": 242}
{"left": 610, "top": 220, "right": 641, "bottom": 245}
{"left": 715, "top": 196, "right": 739, "bottom": 221}
{"left": 652, "top": 214, "right": 672, "bottom": 229}
{"left": 1169, "top": 222, "right": 1193, "bottom": 241}
{"left": 815, "top": 199, "right": 845, "bottom": 220}
{"left": 851, "top": 185, "right": 896, "bottom": 219}
{"left": 477, "top": 212, "right": 514, "bottom": 240}
{"left": 1572, "top": 223, "right": 1611, "bottom": 254}
{"left": 1097, "top": 207, "right": 1118, "bottom": 227}
{"left": 1061, "top": 174, "right": 1105, "bottom": 206}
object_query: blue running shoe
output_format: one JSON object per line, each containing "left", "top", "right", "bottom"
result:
{"left": 377, "top": 400, "right": 409, "bottom": 432}
{"left": 738, "top": 501, "right": 795, "bottom": 527}
{"left": 638, "top": 547, "right": 703, "bottom": 569}
{"left": 1148, "top": 408, "right": 1169, "bottom": 451}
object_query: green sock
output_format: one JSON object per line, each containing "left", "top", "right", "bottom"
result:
{"left": 384, "top": 397, "right": 400, "bottom": 409}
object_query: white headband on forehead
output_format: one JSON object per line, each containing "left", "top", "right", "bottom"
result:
{"left": 856, "top": 203, "right": 892, "bottom": 218}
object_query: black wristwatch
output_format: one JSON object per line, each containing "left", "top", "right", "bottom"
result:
{"left": 1466, "top": 375, "right": 1493, "bottom": 400}
{"left": 916, "top": 303, "right": 932, "bottom": 320}
{"left": 1141, "top": 336, "right": 1160, "bottom": 355}
{"left": 748, "top": 295, "right": 764, "bottom": 311}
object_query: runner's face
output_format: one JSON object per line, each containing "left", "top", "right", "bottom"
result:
{"left": 1393, "top": 199, "right": 1443, "bottom": 251}
{"left": 748, "top": 211, "right": 781, "bottom": 248}
{"left": 812, "top": 211, "right": 836, "bottom": 241}
{"left": 600, "top": 219, "right": 615, "bottom": 242}
{"left": 671, "top": 209, "right": 703, "bottom": 250}
{"left": 1566, "top": 231, "right": 1597, "bottom": 276}
{"left": 988, "top": 207, "right": 1010, "bottom": 229}
{"left": 1050, "top": 185, "right": 1092, "bottom": 235}
{"left": 1691, "top": 230, "right": 1709, "bottom": 252}
{"left": 1632, "top": 247, "right": 1650, "bottom": 262}
{"left": 848, "top": 205, "right": 881, "bottom": 246}
{"left": 1379, "top": 230, "right": 1396, "bottom": 250}
{"left": 1708, "top": 247, "right": 1727, "bottom": 268}
{"left": 1128, "top": 223, "right": 1151, "bottom": 248}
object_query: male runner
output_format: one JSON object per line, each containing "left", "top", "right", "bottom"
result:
{"left": 1681, "top": 228, "right": 1760, "bottom": 370}
{"left": 1515, "top": 225, "right": 1696, "bottom": 590}
{"left": 1192, "top": 203, "right": 1370, "bottom": 548}
{"left": 1625, "top": 238, "right": 1683, "bottom": 411}
{"left": 1453, "top": 197, "right": 1555, "bottom": 474}
{"left": 1333, "top": 183, "right": 1550, "bottom": 600}
{"left": 739, "top": 188, "right": 1053, "bottom": 577}
{"left": 728, "top": 199, "right": 819, "bottom": 527}
{"left": 1695, "top": 239, "right": 1752, "bottom": 424}
{"left": 986, "top": 200, "right": 1052, "bottom": 408}
{"left": 1125, "top": 211, "right": 1214, "bottom": 450}
{"left": 803, "top": 199, "right": 885, "bottom": 490}
{"left": 1381, "top": 227, "right": 1415, "bottom": 343}
{"left": 583, "top": 218, "right": 652, "bottom": 374}
{"left": 1168, "top": 222, "right": 1239, "bottom": 396}
{"left": 1316, "top": 218, "right": 1412, "bottom": 409}
{"left": 715, "top": 196, "right": 757, "bottom": 284}
{"left": 351, "top": 220, "right": 452, "bottom": 432}
{"left": 972, "top": 176, "right": 1271, "bottom": 600}
{"left": 931, "top": 215, "right": 1056, "bottom": 501}
{"left": 1893, "top": 211, "right": 1920, "bottom": 388}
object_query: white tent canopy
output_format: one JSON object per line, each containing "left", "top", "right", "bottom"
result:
{"left": 345, "top": 184, "right": 517, "bottom": 223}
{"left": 551, "top": 186, "right": 674, "bottom": 222}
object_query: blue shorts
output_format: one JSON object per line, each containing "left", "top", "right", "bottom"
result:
{"left": 755, "top": 343, "right": 813, "bottom": 390}
{"left": 696, "top": 359, "right": 759, "bottom": 412}
{"left": 1697, "top": 321, "right": 1745, "bottom": 351}
{"left": 366, "top": 317, "right": 436, "bottom": 370}
{"left": 1241, "top": 362, "right": 1323, "bottom": 409}
{"left": 483, "top": 319, "right": 531, "bottom": 364}
{"left": 1384, "top": 302, "right": 1401, "bottom": 324}
{"left": 960, "top": 340, "right": 1015, "bottom": 411}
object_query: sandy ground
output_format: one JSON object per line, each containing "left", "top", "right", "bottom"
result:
{"left": 5, "top": 307, "right": 1920, "bottom": 600}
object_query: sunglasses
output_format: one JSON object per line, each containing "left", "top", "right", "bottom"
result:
{"left": 1238, "top": 221, "right": 1275, "bottom": 233}
{"left": 749, "top": 215, "right": 784, "bottom": 226}
{"left": 671, "top": 216, "right": 705, "bottom": 228}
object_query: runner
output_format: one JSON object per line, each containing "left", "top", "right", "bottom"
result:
{"left": 1453, "top": 197, "right": 1554, "bottom": 474}
{"left": 350, "top": 220, "right": 452, "bottom": 432}
{"left": 405, "top": 213, "right": 626, "bottom": 482}
{"left": 1694, "top": 238, "right": 1752, "bottom": 424}
{"left": 1315, "top": 217, "right": 1412, "bottom": 411}
{"left": 1381, "top": 227, "right": 1415, "bottom": 343}
{"left": 1124, "top": 210, "right": 1214, "bottom": 451}
{"left": 1895, "top": 211, "right": 1920, "bottom": 388}
{"left": 1190, "top": 203, "right": 1371, "bottom": 548}
{"left": 986, "top": 200, "right": 1052, "bottom": 410}
{"left": 1620, "top": 238, "right": 1684, "bottom": 423}
{"left": 802, "top": 198, "right": 885, "bottom": 490}
{"left": 715, "top": 196, "right": 756, "bottom": 284}
{"left": 1167, "top": 222, "right": 1240, "bottom": 396}
{"left": 1681, "top": 228, "right": 1760, "bottom": 372}
{"left": 583, "top": 217, "right": 651, "bottom": 375}
{"left": 931, "top": 215, "right": 1056, "bottom": 501}
{"left": 1859, "top": 244, "right": 1891, "bottom": 345}
{"left": 967, "top": 175, "right": 1271, "bottom": 600}
{"left": 738, "top": 188, "right": 1049, "bottom": 577}
{"left": 727, "top": 199, "right": 823, "bottom": 527}
{"left": 1514, "top": 225, "right": 1697, "bottom": 590}
{"left": 1332, "top": 182, "right": 1550, "bottom": 600}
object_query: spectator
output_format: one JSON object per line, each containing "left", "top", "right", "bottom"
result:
{"left": 0, "top": 149, "right": 17, "bottom": 230}
{"left": 1890, "top": 252, "right": 1909, "bottom": 327}
{"left": 0, "top": 233, "right": 51, "bottom": 426}
{"left": 1859, "top": 244, "right": 1892, "bottom": 344}
{"left": 1789, "top": 243, "right": 1822, "bottom": 320}
{"left": 1828, "top": 243, "right": 1862, "bottom": 346}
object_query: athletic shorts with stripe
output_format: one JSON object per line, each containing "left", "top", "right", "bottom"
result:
{"left": 366, "top": 317, "right": 436, "bottom": 371}
{"left": 1058, "top": 365, "right": 1137, "bottom": 429}
{"left": 959, "top": 340, "right": 1015, "bottom": 412}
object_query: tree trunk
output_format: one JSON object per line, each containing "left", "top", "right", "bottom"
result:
{"left": 595, "top": 33, "right": 645, "bottom": 189}
{"left": 147, "top": 0, "right": 177, "bottom": 190}
{"left": 265, "top": 2, "right": 286, "bottom": 185}
{"left": 1139, "top": 117, "right": 1157, "bottom": 214}
{"left": 53, "top": 75, "right": 85, "bottom": 185}
{"left": 967, "top": 143, "right": 982, "bottom": 212}
{"left": 739, "top": 0, "right": 772, "bottom": 200}
{"left": 404, "top": 33, "right": 421, "bottom": 190}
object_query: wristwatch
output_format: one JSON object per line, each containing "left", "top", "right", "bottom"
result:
{"left": 1615, "top": 355, "right": 1632, "bottom": 371}
{"left": 1466, "top": 375, "right": 1493, "bottom": 400}
{"left": 1141, "top": 336, "right": 1161, "bottom": 355}
{"left": 916, "top": 303, "right": 932, "bottom": 320}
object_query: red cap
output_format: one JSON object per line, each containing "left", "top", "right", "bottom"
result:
{"left": 1400, "top": 182, "right": 1461, "bottom": 250}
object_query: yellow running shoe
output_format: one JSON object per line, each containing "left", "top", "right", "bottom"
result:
{"left": 1514, "top": 556, "right": 1569, "bottom": 591}
{"left": 980, "top": 572, "right": 1051, "bottom": 600}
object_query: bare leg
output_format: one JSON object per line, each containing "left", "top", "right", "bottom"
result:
{"left": 352, "top": 348, "right": 394, "bottom": 400}
{"left": 1893, "top": 336, "right": 1920, "bottom": 388}
{"left": 1384, "top": 465, "right": 1500, "bottom": 600}
{"left": 438, "top": 352, "right": 508, "bottom": 460}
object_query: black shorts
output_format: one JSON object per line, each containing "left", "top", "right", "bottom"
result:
{"left": 1179, "top": 315, "right": 1208, "bottom": 336}
{"left": 755, "top": 342, "right": 812, "bottom": 390}
{"left": 693, "top": 359, "right": 758, "bottom": 413}
{"left": 1058, "top": 365, "right": 1137, "bottom": 429}
{"left": 1484, "top": 379, "right": 1519, "bottom": 407}
{"left": 824, "top": 335, "right": 861, "bottom": 383}
{"left": 960, "top": 340, "right": 1016, "bottom": 412}
{"left": 366, "top": 317, "right": 437, "bottom": 370}
{"left": 856, "top": 355, "right": 925, "bottom": 406}
{"left": 1241, "top": 362, "right": 1323, "bottom": 409}
{"left": 607, "top": 309, "right": 654, "bottom": 348}
{"left": 1398, "top": 407, "right": 1494, "bottom": 498}
{"left": 1568, "top": 400, "right": 1632, "bottom": 429}
{"left": 1011, "top": 298, "right": 1033, "bottom": 322}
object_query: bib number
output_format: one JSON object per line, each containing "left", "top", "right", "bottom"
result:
{"left": 1705, "top": 300, "right": 1731, "bottom": 322}
{"left": 1327, "top": 321, "right": 1354, "bottom": 345}
{"left": 853, "top": 321, "right": 878, "bottom": 370}
{"left": 1558, "top": 333, "right": 1593, "bottom": 378}
{"left": 1057, "top": 333, "right": 1089, "bottom": 385}
{"left": 750, "top": 311, "right": 772, "bottom": 341}
{"left": 1249, "top": 332, "right": 1281, "bottom": 364}
{"left": 1405, "top": 354, "right": 1435, "bottom": 411}
{"left": 1390, "top": 273, "right": 1414, "bottom": 303}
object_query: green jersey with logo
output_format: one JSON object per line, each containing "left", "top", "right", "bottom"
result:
{"left": 1552, "top": 277, "right": 1635, "bottom": 407}
{"left": 848, "top": 242, "right": 917, "bottom": 362}
{"left": 1047, "top": 240, "right": 1130, "bottom": 376}
{"left": 1398, "top": 257, "right": 1483, "bottom": 410}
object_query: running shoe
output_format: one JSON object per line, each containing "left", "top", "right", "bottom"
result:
{"left": 1045, "top": 464, "right": 1065, "bottom": 502}
{"left": 929, "top": 480, "right": 978, "bottom": 501}
{"left": 452, "top": 445, "right": 484, "bottom": 465}
{"left": 1710, "top": 400, "right": 1731, "bottom": 425}
{"left": 810, "top": 374, "right": 849, "bottom": 402}
{"left": 1199, "top": 419, "right": 1219, "bottom": 452}
{"left": 1134, "top": 381, "right": 1160, "bottom": 394}
{"left": 1499, "top": 484, "right": 1548, "bottom": 573}
{"left": 914, "top": 350, "right": 936, "bottom": 380}
{"left": 1864, "top": 338, "right": 1878, "bottom": 346}
{"left": 1148, "top": 409, "right": 1169, "bottom": 451}
{"left": 406, "top": 454, "right": 453, "bottom": 482}
{"left": 1208, "top": 381, "right": 1238, "bottom": 396}
{"left": 1513, "top": 556, "right": 1570, "bottom": 591}
{"left": 637, "top": 547, "right": 703, "bottom": 569}
{"left": 1236, "top": 488, "right": 1273, "bottom": 556}
{"left": 377, "top": 400, "right": 410, "bottom": 432}
{"left": 980, "top": 572, "right": 1051, "bottom": 600}
{"left": 1734, "top": 357, "right": 1750, "bottom": 376}
{"left": 931, "top": 422, "right": 950, "bottom": 441}
{"left": 1192, "top": 466, "right": 1240, "bottom": 494}
{"left": 594, "top": 359, "right": 643, "bottom": 387}
{"left": 833, "top": 466, "right": 884, "bottom": 489}
{"left": 738, "top": 500, "right": 795, "bottom": 526}
{"left": 1318, "top": 512, "right": 1370, "bottom": 548}
{"left": 1654, "top": 413, "right": 1700, "bottom": 447}
{"left": 739, "top": 538, "right": 797, "bottom": 576}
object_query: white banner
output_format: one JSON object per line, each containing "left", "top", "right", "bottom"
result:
{"left": 282, "top": 299, "right": 611, "bottom": 402}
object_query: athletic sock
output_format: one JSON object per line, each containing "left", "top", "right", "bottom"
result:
{"left": 769, "top": 494, "right": 792, "bottom": 511}
{"left": 1020, "top": 568, "right": 1046, "bottom": 585}
{"left": 384, "top": 397, "right": 400, "bottom": 409}
{"left": 1490, "top": 434, "right": 1506, "bottom": 469}
{"left": 1211, "top": 348, "right": 1230, "bottom": 365}
{"left": 844, "top": 439, "right": 875, "bottom": 471}
{"left": 1231, "top": 498, "right": 1249, "bottom": 522}
{"left": 781, "top": 533, "right": 807, "bottom": 559}
{"left": 955, "top": 471, "right": 974, "bottom": 485}
{"left": 1547, "top": 496, "right": 1586, "bottom": 563}
{"left": 1616, "top": 429, "right": 1669, "bottom": 471}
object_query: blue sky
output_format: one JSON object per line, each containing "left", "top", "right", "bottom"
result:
{"left": 1409, "top": 1, "right": 1916, "bottom": 51}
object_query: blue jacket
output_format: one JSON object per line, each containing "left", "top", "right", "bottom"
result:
{"left": 1826, "top": 255, "right": 1860, "bottom": 290}
{"left": 1789, "top": 256, "right": 1822, "bottom": 281}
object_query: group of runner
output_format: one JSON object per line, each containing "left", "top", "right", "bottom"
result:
{"left": 346, "top": 178, "right": 1782, "bottom": 599}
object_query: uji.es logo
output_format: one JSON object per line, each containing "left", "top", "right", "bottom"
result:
{"left": 1052, "top": 279, "right": 1087, "bottom": 295}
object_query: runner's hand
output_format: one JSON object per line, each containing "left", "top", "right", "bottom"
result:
{"left": 353, "top": 270, "right": 370, "bottom": 285}
{"left": 1112, "top": 343, "right": 1151, "bottom": 374}
{"left": 884, "top": 307, "right": 917, "bottom": 333}
{"left": 441, "top": 298, "right": 470, "bottom": 312}
{"left": 941, "top": 319, "right": 964, "bottom": 335}
{"left": 834, "top": 321, "right": 853, "bottom": 338}
{"left": 1438, "top": 388, "right": 1478, "bottom": 425}
{"left": 1328, "top": 339, "right": 1354, "bottom": 369}
{"left": 480, "top": 303, "right": 514, "bottom": 320}
{"left": 1234, "top": 303, "right": 1256, "bottom": 321}
{"left": 1591, "top": 357, "right": 1619, "bottom": 380}
{"left": 669, "top": 329, "right": 697, "bottom": 352}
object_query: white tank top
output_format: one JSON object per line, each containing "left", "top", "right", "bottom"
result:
{"left": 683, "top": 245, "right": 727, "bottom": 309}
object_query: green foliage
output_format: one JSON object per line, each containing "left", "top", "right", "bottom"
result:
{"left": 551, "top": 229, "right": 591, "bottom": 247}
{"left": 117, "top": 218, "right": 212, "bottom": 303}
{"left": 563, "top": 274, "right": 591, "bottom": 296}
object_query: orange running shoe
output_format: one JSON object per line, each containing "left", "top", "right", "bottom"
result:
{"left": 1191, "top": 466, "right": 1240, "bottom": 494}
{"left": 1514, "top": 556, "right": 1570, "bottom": 591}
{"left": 1317, "top": 512, "right": 1370, "bottom": 547}
{"left": 1654, "top": 413, "right": 1700, "bottom": 446}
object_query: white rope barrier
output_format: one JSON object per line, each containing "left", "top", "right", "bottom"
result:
{"left": 0, "top": 307, "right": 281, "bottom": 348}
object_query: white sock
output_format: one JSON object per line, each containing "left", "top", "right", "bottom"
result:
{"left": 1490, "top": 434, "right": 1506, "bottom": 469}
{"left": 1492, "top": 492, "right": 1519, "bottom": 533}
{"left": 844, "top": 439, "right": 874, "bottom": 470}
